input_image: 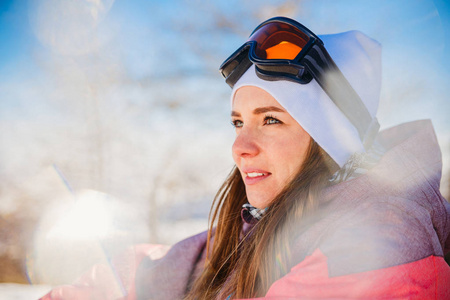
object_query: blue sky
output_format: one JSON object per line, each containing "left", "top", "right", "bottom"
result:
{"left": 1, "top": 0, "right": 449, "bottom": 79}
{"left": 1, "top": 1, "right": 448, "bottom": 74}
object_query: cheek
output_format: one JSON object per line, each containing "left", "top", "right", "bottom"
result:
{"left": 273, "top": 135, "right": 310, "bottom": 173}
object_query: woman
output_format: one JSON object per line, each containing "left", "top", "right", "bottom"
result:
{"left": 40, "top": 17, "right": 450, "bottom": 300}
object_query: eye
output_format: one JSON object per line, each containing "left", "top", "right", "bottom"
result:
{"left": 231, "top": 119, "right": 244, "bottom": 128}
{"left": 263, "top": 115, "right": 282, "bottom": 125}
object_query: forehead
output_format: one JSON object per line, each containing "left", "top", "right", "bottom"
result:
{"left": 232, "top": 86, "right": 284, "bottom": 110}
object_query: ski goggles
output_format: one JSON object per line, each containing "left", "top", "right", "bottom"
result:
{"left": 220, "top": 17, "right": 379, "bottom": 149}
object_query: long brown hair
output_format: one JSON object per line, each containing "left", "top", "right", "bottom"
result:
{"left": 186, "top": 139, "right": 337, "bottom": 299}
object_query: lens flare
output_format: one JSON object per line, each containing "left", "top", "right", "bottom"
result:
{"left": 27, "top": 189, "right": 148, "bottom": 286}
{"left": 47, "top": 191, "right": 112, "bottom": 240}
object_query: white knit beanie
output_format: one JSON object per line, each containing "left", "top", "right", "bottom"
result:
{"left": 231, "top": 30, "right": 382, "bottom": 167}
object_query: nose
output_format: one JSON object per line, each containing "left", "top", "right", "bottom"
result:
{"left": 232, "top": 127, "right": 260, "bottom": 158}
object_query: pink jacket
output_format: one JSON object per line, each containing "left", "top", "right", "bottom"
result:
{"left": 40, "top": 120, "right": 450, "bottom": 299}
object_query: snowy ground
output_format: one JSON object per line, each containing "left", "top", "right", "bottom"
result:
{"left": 0, "top": 284, "right": 51, "bottom": 300}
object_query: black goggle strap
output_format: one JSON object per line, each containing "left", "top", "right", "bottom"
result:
{"left": 303, "top": 44, "right": 379, "bottom": 149}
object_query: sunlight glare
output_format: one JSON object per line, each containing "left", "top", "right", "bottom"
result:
{"left": 47, "top": 190, "right": 112, "bottom": 240}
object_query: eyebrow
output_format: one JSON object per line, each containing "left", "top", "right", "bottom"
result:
{"left": 253, "top": 106, "right": 286, "bottom": 114}
{"left": 231, "top": 106, "right": 286, "bottom": 117}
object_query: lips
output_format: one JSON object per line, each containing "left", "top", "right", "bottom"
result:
{"left": 242, "top": 168, "right": 271, "bottom": 185}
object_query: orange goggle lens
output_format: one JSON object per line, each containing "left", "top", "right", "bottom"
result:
{"left": 248, "top": 22, "right": 310, "bottom": 60}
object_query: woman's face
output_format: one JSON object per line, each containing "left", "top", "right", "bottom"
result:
{"left": 232, "top": 86, "right": 311, "bottom": 209}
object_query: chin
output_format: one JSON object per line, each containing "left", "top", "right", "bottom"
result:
{"left": 247, "top": 194, "right": 272, "bottom": 209}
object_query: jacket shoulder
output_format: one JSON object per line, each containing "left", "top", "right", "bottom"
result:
{"left": 319, "top": 195, "right": 449, "bottom": 277}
